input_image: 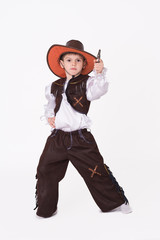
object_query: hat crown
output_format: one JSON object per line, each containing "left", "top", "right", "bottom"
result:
{"left": 66, "top": 40, "right": 84, "bottom": 51}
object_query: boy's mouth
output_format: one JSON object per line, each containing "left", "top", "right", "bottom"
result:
{"left": 71, "top": 68, "right": 77, "bottom": 70}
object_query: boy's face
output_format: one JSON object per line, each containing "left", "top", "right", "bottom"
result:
{"left": 60, "top": 53, "right": 86, "bottom": 79}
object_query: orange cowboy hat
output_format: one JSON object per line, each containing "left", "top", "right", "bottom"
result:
{"left": 47, "top": 40, "right": 96, "bottom": 78}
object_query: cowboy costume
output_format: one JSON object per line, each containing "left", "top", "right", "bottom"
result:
{"left": 34, "top": 40, "right": 131, "bottom": 218}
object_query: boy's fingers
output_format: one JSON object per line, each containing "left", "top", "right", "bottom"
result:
{"left": 94, "top": 59, "right": 102, "bottom": 63}
{"left": 48, "top": 117, "right": 55, "bottom": 122}
{"left": 49, "top": 122, "right": 55, "bottom": 127}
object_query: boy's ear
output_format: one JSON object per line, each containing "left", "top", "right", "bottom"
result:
{"left": 83, "top": 60, "right": 87, "bottom": 69}
{"left": 60, "top": 60, "right": 64, "bottom": 68}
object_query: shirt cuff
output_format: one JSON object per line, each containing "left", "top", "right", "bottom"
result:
{"left": 93, "top": 67, "right": 109, "bottom": 82}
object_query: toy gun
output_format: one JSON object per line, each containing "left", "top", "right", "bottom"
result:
{"left": 96, "top": 49, "right": 101, "bottom": 63}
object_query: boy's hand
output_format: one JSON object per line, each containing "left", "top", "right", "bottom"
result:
{"left": 48, "top": 117, "right": 55, "bottom": 128}
{"left": 94, "top": 59, "right": 104, "bottom": 74}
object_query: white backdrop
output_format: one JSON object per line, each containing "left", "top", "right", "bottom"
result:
{"left": 0, "top": 0, "right": 160, "bottom": 239}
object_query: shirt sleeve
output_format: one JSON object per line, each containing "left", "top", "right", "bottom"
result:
{"left": 40, "top": 83, "right": 56, "bottom": 123}
{"left": 86, "top": 67, "right": 109, "bottom": 101}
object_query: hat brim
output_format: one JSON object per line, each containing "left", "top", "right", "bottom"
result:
{"left": 47, "top": 44, "right": 96, "bottom": 78}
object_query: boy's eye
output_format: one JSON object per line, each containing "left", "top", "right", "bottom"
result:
{"left": 65, "top": 58, "right": 82, "bottom": 62}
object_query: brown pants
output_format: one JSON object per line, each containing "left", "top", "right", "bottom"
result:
{"left": 34, "top": 129, "right": 128, "bottom": 218}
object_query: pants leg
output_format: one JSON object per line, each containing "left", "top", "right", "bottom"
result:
{"left": 68, "top": 130, "right": 128, "bottom": 212}
{"left": 35, "top": 132, "right": 69, "bottom": 218}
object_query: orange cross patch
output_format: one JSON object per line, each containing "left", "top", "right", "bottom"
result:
{"left": 88, "top": 165, "right": 101, "bottom": 178}
{"left": 73, "top": 97, "right": 83, "bottom": 107}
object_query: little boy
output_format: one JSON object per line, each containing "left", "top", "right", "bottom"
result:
{"left": 34, "top": 40, "right": 131, "bottom": 218}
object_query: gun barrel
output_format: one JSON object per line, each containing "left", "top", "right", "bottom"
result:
{"left": 97, "top": 49, "right": 101, "bottom": 62}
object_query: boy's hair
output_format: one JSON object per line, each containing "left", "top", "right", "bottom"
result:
{"left": 59, "top": 52, "right": 86, "bottom": 62}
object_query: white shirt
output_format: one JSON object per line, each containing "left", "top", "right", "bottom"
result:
{"left": 43, "top": 68, "right": 109, "bottom": 132}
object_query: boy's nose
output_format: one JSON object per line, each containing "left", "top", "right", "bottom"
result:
{"left": 72, "top": 61, "right": 76, "bottom": 66}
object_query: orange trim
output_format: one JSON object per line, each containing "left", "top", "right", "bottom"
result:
{"left": 53, "top": 82, "right": 64, "bottom": 86}
{"left": 104, "top": 164, "right": 110, "bottom": 175}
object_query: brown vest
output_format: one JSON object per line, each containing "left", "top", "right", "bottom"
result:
{"left": 51, "top": 74, "right": 91, "bottom": 115}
